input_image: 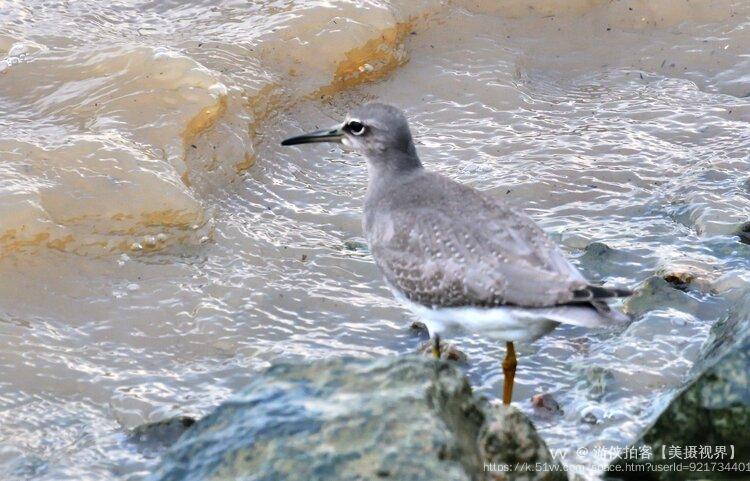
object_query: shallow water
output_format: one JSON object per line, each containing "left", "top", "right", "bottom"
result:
{"left": 1, "top": 1, "right": 749, "bottom": 480}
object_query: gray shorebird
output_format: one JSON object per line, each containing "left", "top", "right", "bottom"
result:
{"left": 282, "top": 103, "right": 631, "bottom": 404}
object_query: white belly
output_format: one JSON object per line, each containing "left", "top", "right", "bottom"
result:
{"left": 404, "top": 299, "right": 560, "bottom": 342}
{"left": 387, "top": 284, "right": 612, "bottom": 343}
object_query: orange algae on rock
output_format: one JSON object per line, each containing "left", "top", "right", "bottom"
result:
{"left": 316, "top": 22, "right": 413, "bottom": 98}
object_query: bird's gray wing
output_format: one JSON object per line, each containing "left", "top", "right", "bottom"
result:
{"left": 366, "top": 176, "right": 626, "bottom": 309}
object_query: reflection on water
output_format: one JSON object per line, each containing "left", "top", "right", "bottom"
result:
{"left": 1, "top": 1, "right": 749, "bottom": 480}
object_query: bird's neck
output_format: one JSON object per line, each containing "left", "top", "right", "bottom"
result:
{"left": 366, "top": 149, "right": 422, "bottom": 178}
{"left": 365, "top": 151, "right": 423, "bottom": 203}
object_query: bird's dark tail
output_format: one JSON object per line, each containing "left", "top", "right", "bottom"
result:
{"left": 571, "top": 284, "right": 633, "bottom": 324}
{"left": 572, "top": 285, "right": 633, "bottom": 302}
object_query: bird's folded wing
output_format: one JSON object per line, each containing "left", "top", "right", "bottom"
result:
{"left": 367, "top": 200, "right": 589, "bottom": 309}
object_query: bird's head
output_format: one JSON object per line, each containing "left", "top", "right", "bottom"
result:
{"left": 281, "top": 103, "right": 420, "bottom": 172}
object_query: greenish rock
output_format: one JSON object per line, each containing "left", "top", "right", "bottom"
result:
{"left": 623, "top": 276, "right": 701, "bottom": 318}
{"left": 606, "top": 299, "right": 750, "bottom": 480}
{"left": 577, "top": 241, "right": 636, "bottom": 279}
{"left": 701, "top": 299, "right": 750, "bottom": 366}
{"left": 151, "top": 356, "right": 566, "bottom": 481}
{"left": 342, "top": 239, "right": 369, "bottom": 252}
{"left": 580, "top": 365, "right": 615, "bottom": 400}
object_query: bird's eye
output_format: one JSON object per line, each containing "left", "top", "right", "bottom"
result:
{"left": 347, "top": 120, "right": 366, "bottom": 136}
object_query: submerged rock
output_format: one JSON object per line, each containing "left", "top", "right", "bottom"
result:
{"left": 623, "top": 276, "right": 701, "bottom": 318}
{"left": 411, "top": 320, "right": 428, "bottom": 332}
{"left": 581, "top": 365, "right": 615, "bottom": 400}
{"left": 700, "top": 299, "right": 750, "bottom": 364}
{"left": 660, "top": 269, "right": 714, "bottom": 293}
{"left": 151, "top": 356, "right": 565, "bottom": 481}
{"left": 577, "top": 241, "right": 638, "bottom": 280}
{"left": 342, "top": 239, "right": 369, "bottom": 252}
{"left": 531, "top": 393, "right": 563, "bottom": 418}
{"left": 129, "top": 416, "right": 197, "bottom": 454}
{"left": 607, "top": 299, "right": 750, "bottom": 480}
{"left": 735, "top": 221, "right": 750, "bottom": 245}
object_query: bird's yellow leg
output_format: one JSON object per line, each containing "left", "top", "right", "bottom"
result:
{"left": 502, "top": 341, "right": 517, "bottom": 405}
{"left": 431, "top": 333, "right": 441, "bottom": 359}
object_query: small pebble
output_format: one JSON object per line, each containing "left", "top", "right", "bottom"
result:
{"left": 582, "top": 412, "right": 598, "bottom": 424}
{"left": 580, "top": 405, "right": 603, "bottom": 425}
{"left": 531, "top": 393, "right": 562, "bottom": 416}
{"left": 343, "top": 240, "right": 368, "bottom": 252}
{"left": 662, "top": 272, "right": 699, "bottom": 292}
{"left": 411, "top": 320, "right": 427, "bottom": 332}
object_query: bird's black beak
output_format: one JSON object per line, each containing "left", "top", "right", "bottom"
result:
{"left": 281, "top": 125, "right": 343, "bottom": 146}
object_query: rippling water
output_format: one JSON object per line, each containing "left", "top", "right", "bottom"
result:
{"left": 1, "top": 1, "right": 749, "bottom": 480}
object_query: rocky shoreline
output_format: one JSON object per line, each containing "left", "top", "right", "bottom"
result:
{"left": 607, "top": 297, "right": 750, "bottom": 480}
{"left": 145, "top": 356, "right": 566, "bottom": 481}
{"left": 131, "top": 278, "right": 750, "bottom": 481}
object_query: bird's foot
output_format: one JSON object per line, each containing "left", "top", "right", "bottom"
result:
{"left": 502, "top": 341, "right": 517, "bottom": 405}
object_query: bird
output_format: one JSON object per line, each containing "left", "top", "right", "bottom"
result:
{"left": 281, "top": 103, "right": 631, "bottom": 405}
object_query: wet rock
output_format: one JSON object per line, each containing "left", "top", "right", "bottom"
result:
{"left": 531, "top": 393, "right": 562, "bottom": 417}
{"left": 152, "top": 356, "right": 565, "bottom": 481}
{"left": 710, "top": 270, "right": 750, "bottom": 305}
{"left": 580, "top": 408, "right": 600, "bottom": 425}
{"left": 734, "top": 221, "right": 750, "bottom": 245}
{"left": 582, "top": 241, "right": 613, "bottom": 257}
{"left": 658, "top": 266, "right": 715, "bottom": 293}
{"left": 697, "top": 297, "right": 750, "bottom": 370}
{"left": 623, "top": 276, "right": 700, "bottom": 318}
{"left": 129, "top": 416, "right": 196, "bottom": 453}
{"left": 577, "top": 242, "right": 635, "bottom": 279}
{"left": 607, "top": 299, "right": 750, "bottom": 480}
{"left": 661, "top": 271, "right": 691, "bottom": 290}
{"left": 342, "top": 239, "right": 369, "bottom": 252}
{"left": 418, "top": 340, "right": 468, "bottom": 362}
{"left": 653, "top": 253, "right": 723, "bottom": 294}
{"left": 479, "top": 404, "right": 565, "bottom": 481}
{"left": 582, "top": 366, "right": 615, "bottom": 399}
{"left": 411, "top": 320, "right": 428, "bottom": 332}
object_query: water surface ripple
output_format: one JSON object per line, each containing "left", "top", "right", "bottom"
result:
{"left": 1, "top": 1, "right": 749, "bottom": 480}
